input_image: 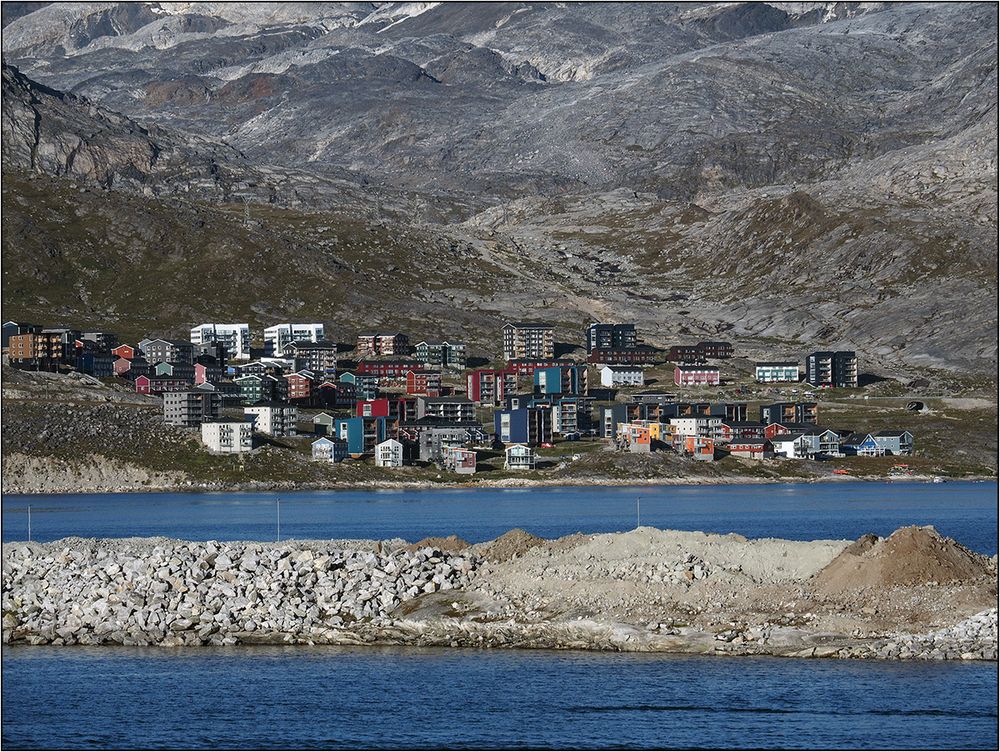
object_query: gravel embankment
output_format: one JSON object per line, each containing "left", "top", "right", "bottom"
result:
{"left": 3, "top": 529, "right": 996, "bottom": 661}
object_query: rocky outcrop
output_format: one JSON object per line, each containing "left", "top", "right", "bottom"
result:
{"left": 2, "top": 538, "right": 477, "bottom": 646}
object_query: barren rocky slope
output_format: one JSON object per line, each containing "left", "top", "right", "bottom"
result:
{"left": 1, "top": 2, "right": 997, "bottom": 371}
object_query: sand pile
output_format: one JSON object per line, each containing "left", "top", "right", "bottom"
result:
{"left": 404, "top": 535, "right": 469, "bottom": 553}
{"left": 814, "top": 526, "right": 991, "bottom": 593}
{"left": 473, "top": 528, "right": 546, "bottom": 562}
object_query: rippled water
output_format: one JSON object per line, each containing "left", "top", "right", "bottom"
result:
{"left": 3, "top": 481, "right": 997, "bottom": 553}
{"left": 2, "top": 646, "right": 997, "bottom": 749}
{"left": 4, "top": 482, "right": 996, "bottom": 748}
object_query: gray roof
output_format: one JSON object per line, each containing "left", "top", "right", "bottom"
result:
{"left": 770, "top": 433, "right": 805, "bottom": 442}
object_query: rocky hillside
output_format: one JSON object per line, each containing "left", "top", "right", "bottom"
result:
{"left": 1, "top": 2, "right": 997, "bottom": 372}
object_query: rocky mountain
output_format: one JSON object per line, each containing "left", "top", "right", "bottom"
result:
{"left": 1, "top": 2, "right": 997, "bottom": 372}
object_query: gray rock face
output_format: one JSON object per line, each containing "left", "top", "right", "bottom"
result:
{"left": 0, "top": 2, "right": 996, "bottom": 371}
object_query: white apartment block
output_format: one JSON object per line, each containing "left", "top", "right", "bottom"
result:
{"left": 190, "top": 323, "right": 251, "bottom": 361}
{"left": 244, "top": 403, "right": 298, "bottom": 437}
{"left": 264, "top": 323, "right": 325, "bottom": 356}
{"left": 201, "top": 418, "right": 253, "bottom": 454}
{"left": 374, "top": 438, "right": 404, "bottom": 468}
{"left": 599, "top": 366, "right": 644, "bottom": 387}
{"left": 669, "top": 415, "right": 723, "bottom": 439}
{"left": 754, "top": 362, "right": 800, "bottom": 383}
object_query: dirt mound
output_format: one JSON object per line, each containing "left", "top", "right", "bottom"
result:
{"left": 404, "top": 535, "right": 469, "bottom": 553}
{"left": 814, "top": 526, "right": 990, "bottom": 593}
{"left": 474, "top": 528, "right": 546, "bottom": 562}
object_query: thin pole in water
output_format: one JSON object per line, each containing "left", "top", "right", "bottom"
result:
{"left": 276, "top": 497, "right": 281, "bottom": 543}
{"left": 636, "top": 497, "right": 640, "bottom": 530}
{"left": 27, "top": 505, "right": 31, "bottom": 542}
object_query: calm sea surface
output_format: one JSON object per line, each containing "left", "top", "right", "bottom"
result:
{"left": 2, "top": 481, "right": 997, "bottom": 553}
{"left": 2, "top": 646, "right": 997, "bottom": 750}
{"left": 3, "top": 482, "right": 997, "bottom": 749}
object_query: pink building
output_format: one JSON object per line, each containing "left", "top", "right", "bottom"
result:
{"left": 674, "top": 365, "right": 720, "bottom": 387}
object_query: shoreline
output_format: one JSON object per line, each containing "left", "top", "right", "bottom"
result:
{"left": 3, "top": 472, "right": 996, "bottom": 497}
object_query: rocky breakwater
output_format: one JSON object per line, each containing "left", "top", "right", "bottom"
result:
{"left": 2, "top": 538, "right": 476, "bottom": 646}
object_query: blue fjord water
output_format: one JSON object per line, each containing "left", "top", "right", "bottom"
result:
{"left": 3, "top": 482, "right": 997, "bottom": 749}
{"left": 2, "top": 646, "right": 997, "bottom": 749}
{"left": 2, "top": 480, "right": 997, "bottom": 553}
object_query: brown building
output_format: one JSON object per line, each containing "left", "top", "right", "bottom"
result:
{"left": 356, "top": 333, "right": 410, "bottom": 358}
{"left": 502, "top": 322, "right": 555, "bottom": 361}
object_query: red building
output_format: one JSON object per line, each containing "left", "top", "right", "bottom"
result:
{"left": 406, "top": 369, "right": 442, "bottom": 397}
{"left": 194, "top": 362, "right": 225, "bottom": 385}
{"left": 674, "top": 365, "right": 720, "bottom": 386}
{"left": 506, "top": 358, "right": 572, "bottom": 376}
{"left": 718, "top": 421, "right": 767, "bottom": 442}
{"left": 135, "top": 375, "right": 191, "bottom": 394}
{"left": 727, "top": 439, "right": 771, "bottom": 459}
{"left": 763, "top": 422, "right": 818, "bottom": 440}
{"left": 285, "top": 372, "right": 314, "bottom": 401}
{"left": 587, "top": 347, "right": 660, "bottom": 365}
{"left": 111, "top": 344, "right": 135, "bottom": 360}
{"left": 467, "top": 368, "right": 518, "bottom": 406}
{"left": 356, "top": 398, "right": 391, "bottom": 418}
{"left": 356, "top": 360, "right": 423, "bottom": 379}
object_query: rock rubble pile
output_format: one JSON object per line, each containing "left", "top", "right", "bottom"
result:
{"left": 855, "top": 609, "right": 998, "bottom": 661}
{"left": 2, "top": 539, "right": 477, "bottom": 646}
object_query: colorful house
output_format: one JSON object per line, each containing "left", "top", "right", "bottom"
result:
{"left": 443, "top": 446, "right": 477, "bottom": 475}
{"left": 111, "top": 344, "right": 135, "bottom": 360}
{"left": 598, "top": 365, "right": 644, "bottom": 388}
{"left": 467, "top": 368, "right": 519, "bottom": 406}
{"left": 356, "top": 398, "right": 391, "bottom": 418}
{"left": 842, "top": 433, "right": 882, "bottom": 456}
{"left": 504, "top": 443, "right": 537, "bottom": 471}
{"left": 494, "top": 407, "right": 553, "bottom": 446}
{"left": 754, "top": 362, "right": 800, "bottom": 383}
{"left": 406, "top": 369, "right": 442, "bottom": 397}
{"left": 618, "top": 423, "right": 652, "bottom": 453}
{"left": 682, "top": 435, "right": 716, "bottom": 461}
{"left": 134, "top": 375, "right": 191, "bottom": 394}
{"left": 674, "top": 365, "right": 720, "bottom": 386}
{"left": 534, "top": 365, "right": 588, "bottom": 396}
{"left": 873, "top": 431, "right": 914, "bottom": 456}
{"left": 374, "top": 438, "right": 405, "bottom": 468}
{"left": 727, "top": 439, "right": 771, "bottom": 460}
{"left": 335, "top": 416, "right": 388, "bottom": 456}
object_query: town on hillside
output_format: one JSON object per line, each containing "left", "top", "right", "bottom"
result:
{"left": 2, "top": 321, "right": 914, "bottom": 475}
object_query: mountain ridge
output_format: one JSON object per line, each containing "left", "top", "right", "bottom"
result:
{"left": 1, "top": 2, "right": 996, "bottom": 372}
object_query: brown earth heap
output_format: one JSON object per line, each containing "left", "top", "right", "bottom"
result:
{"left": 813, "top": 526, "right": 992, "bottom": 593}
{"left": 404, "top": 535, "right": 469, "bottom": 553}
{"left": 472, "top": 528, "right": 545, "bottom": 562}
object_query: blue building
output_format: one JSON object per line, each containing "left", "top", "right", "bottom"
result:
{"left": 842, "top": 433, "right": 881, "bottom": 456}
{"left": 340, "top": 371, "right": 378, "bottom": 400}
{"left": 335, "top": 416, "right": 388, "bottom": 456}
{"left": 534, "top": 365, "right": 588, "bottom": 395}
{"left": 494, "top": 407, "right": 553, "bottom": 446}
